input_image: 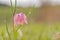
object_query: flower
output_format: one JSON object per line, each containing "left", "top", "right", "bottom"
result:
{"left": 14, "top": 12, "right": 28, "bottom": 26}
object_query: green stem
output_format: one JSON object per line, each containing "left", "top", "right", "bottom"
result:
{"left": 6, "top": 18, "right": 11, "bottom": 40}
{"left": 10, "top": 0, "right": 17, "bottom": 32}
{"left": 1, "top": 28, "right": 5, "bottom": 40}
{"left": 13, "top": 0, "right": 17, "bottom": 16}
{"left": 10, "top": 0, "right": 13, "bottom": 13}
{"left": 10, "top": 0, "right": 17, "bottom": 40}
{"left": 15, "top": 25, "right": 22, "bottom": 32}
{"left": 10, "top": 0, "right": 17, "bottom": 15}
{"left": 13, "top": 0, "right": 17, "bottom": 32}
{"left": 10, "top": 0, "right": 14, "bottom": 32}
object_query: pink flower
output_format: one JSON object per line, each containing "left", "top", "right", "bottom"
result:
{"left": 14, "top": 12, "right": 28, "bottom": 26}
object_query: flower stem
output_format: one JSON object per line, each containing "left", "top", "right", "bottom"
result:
{"left": 6, "top": 18, "right": 11, "bottom": 40}
{"left": 16, "top": 26, "right": 21, "bottom": 32}
{"left": 10, "top": 0, "right": 13, "bottom": 13}
{"left": 10, "top": 0, "right": 14, "bottom": 32}
{"left": 10, "top": 0, "right": 17, "bottom": 32}
{"left": 10, "top": 0, "right": 17, "bottom": 40}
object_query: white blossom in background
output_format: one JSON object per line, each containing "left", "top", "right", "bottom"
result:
{"left": 17, "top": 0, "right": 42, "bottom": 7}
{"left": 0, "top": 0, "right": 10, "bottom": 6}
{"left": 49, "top": 0, "right": 60, "bottom": 6}
{"left": 17, "top": 29, "right": 23, "bottom": 40}
{"left": 0, "top": 0, "right": 60, "bottom": 7}
{"left": 5, "top": 32, "right": 8, "bottom": 38}
{"left": 29, "top": 12, "right": 31, "bottom": 15}
{"left": 41, "top": 0, "right": 60, "bottom": 6}
{"left": 0, "top": 0, "right": 42, "bottom": 8}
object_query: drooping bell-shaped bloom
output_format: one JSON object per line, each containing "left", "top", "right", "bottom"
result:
{"left": 14, "top": 12, "right": 28, "bottom": 26}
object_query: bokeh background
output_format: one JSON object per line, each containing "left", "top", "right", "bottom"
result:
{"left": 0, "top": 0, "right": 60, "bottom": 40}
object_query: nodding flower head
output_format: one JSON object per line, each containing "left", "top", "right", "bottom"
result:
{"left": 14, "top": 12, "right": 28, "bottom": 26}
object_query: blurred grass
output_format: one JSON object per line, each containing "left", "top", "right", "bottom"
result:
{"left": 0, "top": 6, "right": 60, "bottom": 40}
{"left": 0, "top": 23, "right": 60, "bottom": 40}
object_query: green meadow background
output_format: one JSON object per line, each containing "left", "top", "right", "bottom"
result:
{"left": 0, "top": 6, "right": 60, "bottom": 40}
